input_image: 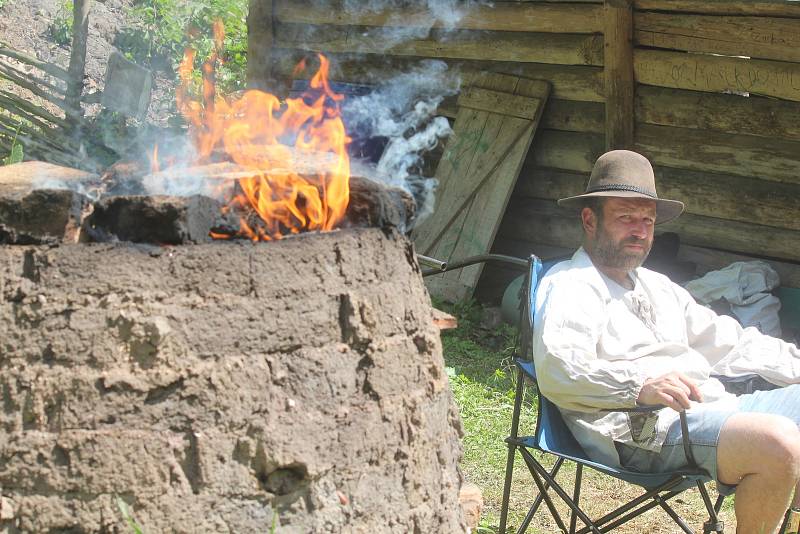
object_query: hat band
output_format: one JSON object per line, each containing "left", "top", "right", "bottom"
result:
{"left": 586, "top": 183, "right": 657, "bottom": 198}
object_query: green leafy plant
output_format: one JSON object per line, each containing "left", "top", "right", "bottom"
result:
{"left": 116, "top": 0, "right": 248, "bottom": 92}
{"left": 49, "top": 0, "right": 74, "bottom": 46}
{"left": 2, "top": 121, "right": 23, "bottom": 165}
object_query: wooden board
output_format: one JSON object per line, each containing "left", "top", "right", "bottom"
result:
{"left": 635, "top": 0, "right": 800, "bottom": 18}
{"left": 413, "top": 74, "right": 550, "bottom": 302}
{"left": 540, "top": 99, "right": 604, "bottom": 133}
{"left": 530, "top": 129, "right": 605, "bottom": 173}
{"left": 636, "top": 12, "right": 800, "bottom": 64}
{"left": 275, "top": 23, "right": 604, "bottom": 66}
{"left": 636, "top": 86, "right": 800, "bottom": 141}
{"left": 636, "top": 123, "right": 800, "bottom": 185}
{"left": 635, "top": 49, "right": 800, "bottom": 103}
{"left": 275, "top": 0, "right": 602, "bottom": 33}
{"left": 517, "top": 165, "right": 800, "bottom": 232}
{"left": 504, "top": 198, "right": 800, "bottom": 264}
{"left": 604, "top": 0, "right": 634, "bottom": 149}
{"left": 274, "top": 50, "right": 606, "bottom": 102}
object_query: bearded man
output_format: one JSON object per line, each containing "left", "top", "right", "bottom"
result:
{"left": 533, "top": 150, "right": 800, "bottom": 533}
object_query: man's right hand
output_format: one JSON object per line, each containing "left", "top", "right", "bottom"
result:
{"left": 637, "top": 372, "right": 703, "bottom": 412}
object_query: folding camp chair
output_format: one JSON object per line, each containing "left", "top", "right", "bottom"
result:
{"left": 497, "top": 254, "right": 727, "bottom": 534}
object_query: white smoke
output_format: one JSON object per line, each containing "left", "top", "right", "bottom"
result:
{"left": 342, "top": 59, "right": 459, "bottom": 224}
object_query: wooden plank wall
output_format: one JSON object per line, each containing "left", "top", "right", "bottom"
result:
{"left": 259, "top": 0, "right": 800, "bottom": 297}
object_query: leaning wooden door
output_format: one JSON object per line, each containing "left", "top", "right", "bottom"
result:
{"left": 413, "top": 73, "right": 550, "bottom": 302}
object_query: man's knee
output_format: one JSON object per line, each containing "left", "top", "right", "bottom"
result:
{"left": 718, "top": 414, "right": 800, "bottom": 484}
{"left": 762, "top": 417, "right": 800, "bottom": 478}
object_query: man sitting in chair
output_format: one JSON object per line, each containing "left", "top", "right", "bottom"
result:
{"left": 533, "top": 149, "right": 800, "bottom": 533}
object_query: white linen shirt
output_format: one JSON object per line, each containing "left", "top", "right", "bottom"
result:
{"left": 533, "top": 247, "right": 800, "bottom": 468}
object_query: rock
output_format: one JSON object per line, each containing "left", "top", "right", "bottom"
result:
{"left": 459, "top": 482, "right": 484, "bottom": 532}
{"left": 84, "top": 194, "right": 229, "bottom": 244}
{"left": 0, "top": 161, "right": 96, "bottom": 244}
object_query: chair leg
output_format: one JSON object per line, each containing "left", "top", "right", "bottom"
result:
{"left": 696, "top": 481, "right": 724, "bottom": 534}
{"left": 569, "top": 464, "right": 582, "bottom": 534}
{"left": 779, "top": 507, "right": 800, "bottom": 534}
{"left": 499, "top": 368, "right": 528, "bottom": 534}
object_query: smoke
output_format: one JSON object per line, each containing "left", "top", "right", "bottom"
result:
{"left": 342, "top": 59, "right": 459, "bottom": 223}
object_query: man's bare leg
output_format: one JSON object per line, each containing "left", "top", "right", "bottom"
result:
{"left": 716, "top": 413, "right": 800, "bottom": 533}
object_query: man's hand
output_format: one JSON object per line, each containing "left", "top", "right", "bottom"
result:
{"left": 637, "top": 372, "right": 703, "bottom": 412}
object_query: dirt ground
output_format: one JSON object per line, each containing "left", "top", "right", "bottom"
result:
{"left": 0, "top": 0, "right": 175, "bottom": 126}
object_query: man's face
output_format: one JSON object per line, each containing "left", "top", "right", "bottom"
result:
{"left": 590, "top": 197, "right": 657, "bottom": 272}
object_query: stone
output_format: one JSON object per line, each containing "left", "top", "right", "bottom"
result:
{"left": 84, "top": 194, "right": 229, "bottom": 244}
{"left": 0, "top": 161, "right": 96, "bottom": 244}
{"left": 459, "top": 482, "right": 484, "bottom": 532}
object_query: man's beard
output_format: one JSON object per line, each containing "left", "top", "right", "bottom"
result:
{"left": 593, "top": 226, "right": 652, "bottom": 272}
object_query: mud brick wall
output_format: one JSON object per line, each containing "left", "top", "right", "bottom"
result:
{"left": 0, "top": 229, "right": 465, "bottom": 533}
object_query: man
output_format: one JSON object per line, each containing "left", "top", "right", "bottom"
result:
{"left": 533, "top": 150, "right": 800, "bottom": 533}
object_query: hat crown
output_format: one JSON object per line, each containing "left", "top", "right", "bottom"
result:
{"left": 587, "top": 150, "right": 657, "bottom": 198}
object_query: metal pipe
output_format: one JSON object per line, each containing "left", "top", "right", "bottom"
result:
{"left": 420, "top": 253, "right": 526, "bottom": 277}
{"left": 416, "top": 254, "right": 447, "bottom": 271}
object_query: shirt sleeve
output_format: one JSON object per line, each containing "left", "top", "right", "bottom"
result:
{"left": 677, "top": 284, "right": 800, "bottom": 385}
{"left": 532, "top": 274, "right": 648, "bottom": 412}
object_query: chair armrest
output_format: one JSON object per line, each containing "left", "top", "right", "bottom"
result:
{"left": 600, "top": 405, "right": 662, "bottom": 414}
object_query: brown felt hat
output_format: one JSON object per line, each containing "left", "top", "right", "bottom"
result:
{"left": 557, "top": 150, "right": 684, "bottom": 224}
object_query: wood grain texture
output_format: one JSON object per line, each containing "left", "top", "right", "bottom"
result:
{"left": 636, "top": 86, "right": 800, "bottom": 141}
{"left": 636, "top": 12, "right": 800, "bottom": 63}
{"left": 275, "top": 23, "right": 604, "bottom": 66}
{"left": 635, "top": 49, "right": 800, "bottom": 102}
{"left": 636, "top": 123, "right": 800, "bottom": 185}
{"left": 414, "top": 76, "right": 550, "bottom": 301}
{"left": 635, "top": 0, "right": 800, "bottom": 18}
{"left": 604, "top": 0, "right": 635, "bottom": 149}
{"left": 275, "top": 0, "right": 602, "bottom": 33}
{"left": 273, "top": 50, "right": 606, "bottom": 102}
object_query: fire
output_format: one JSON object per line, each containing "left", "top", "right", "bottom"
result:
{"left": 175, "top": 20, "right": 350, "bottom": 240}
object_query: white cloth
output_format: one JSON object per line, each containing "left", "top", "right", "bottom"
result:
{"left": 684, "top": 261, "right": 782, "bottom": 337}
{"left": 532, "top": 248, "right": 800, "bottom": 468}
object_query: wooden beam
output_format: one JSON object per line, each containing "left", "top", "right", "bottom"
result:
{"left": 274, "top": 0, "right": 603, "bottom": 33}
{"left": 635, "top": 0, "right": 800, "bottom": 18}
{"left": 635, "top": 49, "right": 800, "bottom": 103}
{"left": 274, "top": 24, "right": 604, "bottom": 66}
{"left": 636, "top": 86, "right": 800, "bottom": 142}
{"left": 603, "top": 0, "right": 634, "bottom": 149}
{"left": 517, "top": 165, "right": 800, "bottom": 232}
{"left": 273, "top": 49, "right": 606, "bottom": 102}
{"left": 541, "top": 99, "right": 605, "bottom": 133}
{"left": 636, "top": 123, "right": 800, "bottom": 185}
{"left": 65, "top": 0, "right": 90, "bottom": 116}
{"left": 530, "top": 129, "right": 605, "bottom": 173}
{"left": 636, "top": 12, "right": 800, "bottom": 63}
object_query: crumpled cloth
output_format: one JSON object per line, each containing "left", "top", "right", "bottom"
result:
{"left": 685, "top": 261, "right": 782, "bottom": 337}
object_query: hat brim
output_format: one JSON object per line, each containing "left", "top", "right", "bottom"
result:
{"left": 557, "top": 191, "right": 684, "bottom": 225}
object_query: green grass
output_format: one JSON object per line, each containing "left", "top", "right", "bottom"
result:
{"left": 441, "top": 300, "right": 736, "bottom": 533}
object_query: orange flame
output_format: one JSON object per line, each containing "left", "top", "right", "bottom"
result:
{"left": 176, "top": 21, "right": 350, "bottom": 240}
